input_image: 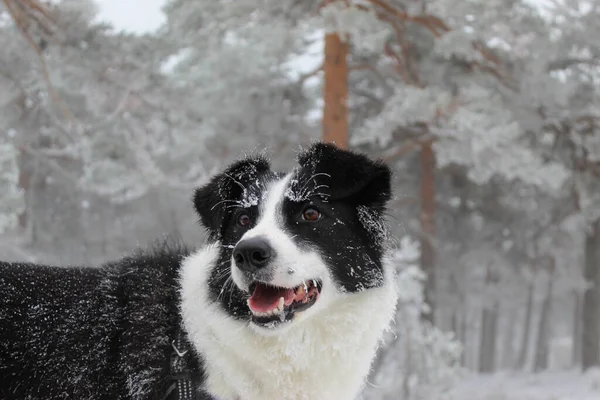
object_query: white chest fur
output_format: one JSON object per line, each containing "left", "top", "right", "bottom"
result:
{"left": 179, "top": 245, "right": 397, "bottom": 400}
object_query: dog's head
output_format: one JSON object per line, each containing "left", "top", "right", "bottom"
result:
{"left": 193, "top": 143, "right": 392, "bottom": 333}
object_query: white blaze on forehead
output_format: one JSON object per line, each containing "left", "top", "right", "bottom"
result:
{"left": 235, "top": 171, "right": 329, "bottom": 291}
{"left": 243, "top": 173, "right": 293, "bottom": 239}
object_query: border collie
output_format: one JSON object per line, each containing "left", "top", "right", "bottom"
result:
{"left": 0, "top": 143, "right": 397, "bottom": 400}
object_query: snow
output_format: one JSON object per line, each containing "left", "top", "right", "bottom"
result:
{"left": 283, "top": 31, "right": 323, "bottom": 81}
{"left": 440, "top": 370, "right": 600, "bottom": 400}
{"left": 357, "top": 205, "right": 388, "bottom": 243}
{"left": 0, "top": 141, "right": 24, "bottom": 234}
{"left": 284, "top": 172, "right": 332, "bottom": 203}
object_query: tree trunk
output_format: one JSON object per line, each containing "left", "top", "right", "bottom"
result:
{"left": 501, "top": 306, "right": 518, "bottom": 369}
{"left": 459, "top": 313, "right": 467, "bottom": 367}
{"left": 582, "top": 219, "right": 600, "bottom": 370}
{"left": 479, "top": 264, "right": 498, "bottom": 373}
{"left": 451, "top": 311, "right": 458, "bottom": 337}
{"left": 402, "top": 329, "right": 413, "bottom": 400}
{"left": 17, "top": 147, "right": 31, "bottom": 230}
{"left": 516, "top": 281, "right": 535, "bottom": 370}
{"left": 479, "top": 306, "right": 498, "bottom": 373}
{"left": 420, "top": 140, "right": 436, "bottom": 323}
{"left": 534, "top": 262, "right": 555, "bottom": 372}
{"left": 572, "top": 290, "right": 582, "bottom": 367}
{"left": 322, "top": 5, "right": 348, "bottom": 149}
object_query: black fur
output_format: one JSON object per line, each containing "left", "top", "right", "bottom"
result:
{"left": 295, "top": 143, "right": 391, "bottom": 209}
{"left": 0, "top": 243, "right": 206, "bottom": 400}
{"left": 283, "top": 143, "right": 391, "bottom": 292}
{"left": 193, "top": 156, "right": 271, "bottom": 241}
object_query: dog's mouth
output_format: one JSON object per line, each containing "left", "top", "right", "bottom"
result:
{"left": 246, "top": 279, "right": 322, "bottom": 328}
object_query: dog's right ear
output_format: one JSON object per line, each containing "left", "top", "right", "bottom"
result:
{"left": 296, "top": 143, "right": 392, "bottom": 211}
{"left": 193, "top": 157, "right": 270, "bottom": 241}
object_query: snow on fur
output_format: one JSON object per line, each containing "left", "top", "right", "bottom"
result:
{"left": 180, "top": 245, "right": 398, "bottom": 400}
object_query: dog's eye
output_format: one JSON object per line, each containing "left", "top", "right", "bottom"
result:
{"left": 302, "top": 207, "right": 321, "bottom": 222}
{"left": 237, "top": 213, "right": 251, "bottom": 227}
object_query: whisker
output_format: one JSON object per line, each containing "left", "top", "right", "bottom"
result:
{"left": 311, "top": 184, "right": 330, "bottom": 192}
{"left": 299, "top": 172, "right": 331, "bottom": 194}
{"left": 224, "top": 173, "right": 247, "bottom": 193}
{"left": 227, "top": 277, "right": 238, "bottom": 306}
{"left": 383, "top": 213, "right": 400, "bottom": 222}
{"left": 213, "top": 268, "right": 231, "bottom": 280}
{"left": 212, "top": 262, "right": 233, "bottom": 281}
{"left": 211, "top": 199, "right": 243, "bottom": 211}
{"left": 217, "top": 276, "right": 233, "bottom": 302}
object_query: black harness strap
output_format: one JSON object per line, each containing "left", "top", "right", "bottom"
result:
{"left": 164, "top": 328, "right": 196, "bottom": 400}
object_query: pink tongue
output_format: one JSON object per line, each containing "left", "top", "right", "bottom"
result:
{"left": 248, "top": 283, "right": 295, "bottom": 313}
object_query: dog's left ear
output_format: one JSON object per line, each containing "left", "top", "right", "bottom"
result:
{"left": 297, "top": 143, "right": 392, "bottom": 210}
{"left": 193, "top": 156, "right": 270, "bottom": 240}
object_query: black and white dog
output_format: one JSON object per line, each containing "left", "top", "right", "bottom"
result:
{"left": 0, "top": 143, "right": 397, "bottom": 400}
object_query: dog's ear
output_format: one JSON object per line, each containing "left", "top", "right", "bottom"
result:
{"left": 193, "top": 157, "right": 270, "bottom": 240}
{"left": 296, "top": 143, "right": 391, "bottom": 210}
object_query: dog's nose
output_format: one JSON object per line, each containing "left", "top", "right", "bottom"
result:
{"left": 233, "top": 237, "right": 273, "bottom": 272}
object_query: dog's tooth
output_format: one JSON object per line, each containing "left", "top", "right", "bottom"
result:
{"left": 296, "top": 285, "right": 305, "bottom": 296}
{"left": 303, "top": 281, "right": 308, "bottom": 292}
{"left": 312, "top": 279, "right": 317, "bottom": 288}
{"left": 277, "top": 297, "right": 284, "bottom": 311}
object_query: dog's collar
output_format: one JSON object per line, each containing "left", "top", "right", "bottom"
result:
{"left": 163, "top": 327, "right": 197, "bottom": 400}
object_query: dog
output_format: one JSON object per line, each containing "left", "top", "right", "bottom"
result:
{"left": 0, "top": 143, "right": 398, "bottom": 400}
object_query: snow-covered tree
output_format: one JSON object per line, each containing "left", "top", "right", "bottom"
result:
{"left": 326, "top": 0, "right": 599, "bottom": 373}
{"left": 0, "top": 0, "right": 212, "bottom": 261}
{"left": 0, "top": 138, "right": 24, "bottom": 234}
{"left": 365, "top": 238, "right": 462, "bottom": 400}
{"left": 160, "top": 0, "right": 315, "bottom": 164}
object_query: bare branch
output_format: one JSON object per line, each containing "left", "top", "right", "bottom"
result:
{"left": 364, "top": 0, "right": 450, "bottom": 37}
{"left": 297, "top": 63, "right": 323, "bottom": 86}
{"left": 381, "top": 133, "right": 438, "bottom": 162}
{"left": 18, "top": 145, "right": 79, "bottom": 184}
{"left": 3, "top": 0, "right": 78, "bottom": 128}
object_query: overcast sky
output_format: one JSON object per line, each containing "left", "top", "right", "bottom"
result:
{"left": 93, "top": 0, "right": 554, "bottom": 35}
{"left": 94, "top": 0, "right": 166, "bottom": 34}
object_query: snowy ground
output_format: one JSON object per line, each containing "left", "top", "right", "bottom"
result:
{"left": 439, "top": 369, "right": 600, "bottom": 400}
